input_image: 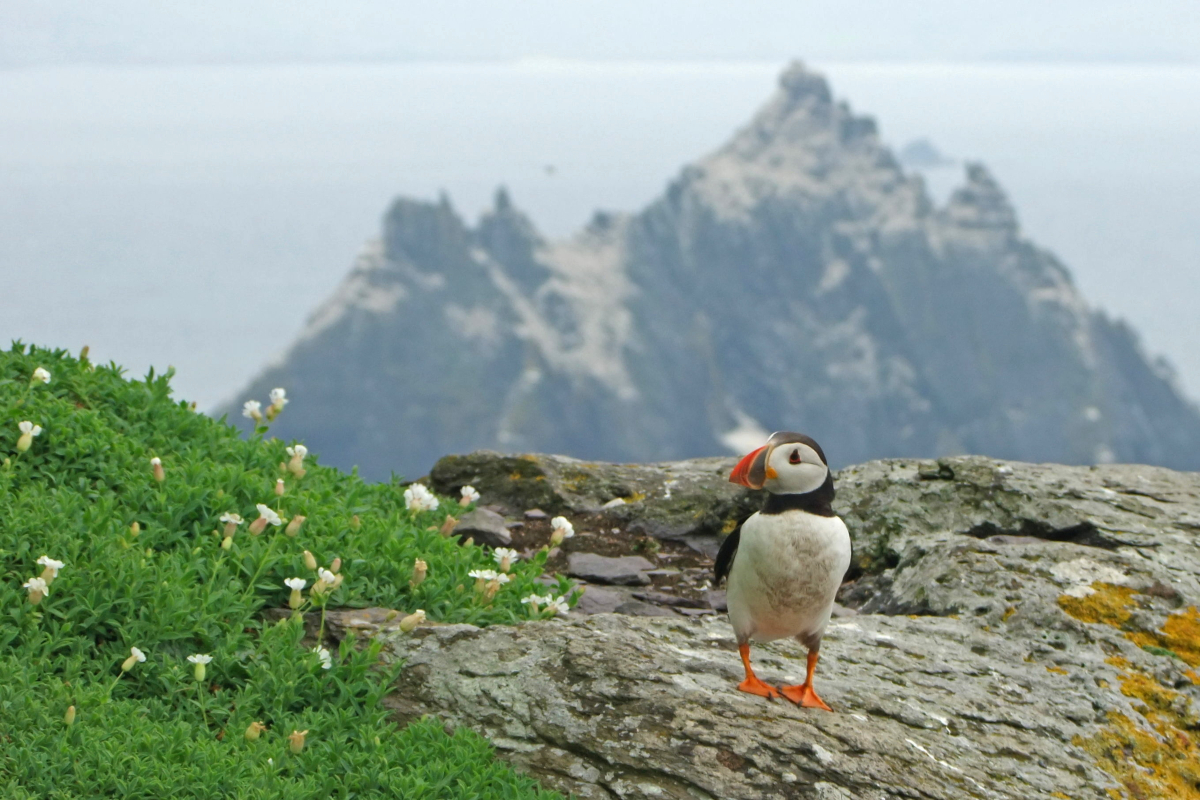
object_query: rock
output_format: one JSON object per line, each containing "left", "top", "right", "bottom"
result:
{"left": 524, "top": 508, "right": 548, "bottom": 520}
{"left": 614, "top": 600, "right": 678, "bottom": 617}
{"left": 345, "top": 456, "right": 1200, "bottom": 799}
{"left": 430, "top": 451, "right": 760, "bottom": 552}
{"left": 572, "top": 585, "right": 627, "bottom": 615}
{"left": 452, "top": 508, "right": 512, "bottom": 548}
{"left": 632, "top": 590, "right": 708, "bottom": 609}
{"left": 705, "top": 589, "right": 728, "bottom": 611}
{"left": 567, "top": 553, "right": 655, "bottom": 586}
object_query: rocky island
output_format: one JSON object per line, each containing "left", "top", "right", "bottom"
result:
{"left": 224, "top": 62, "right": 1200, "bottom": 479}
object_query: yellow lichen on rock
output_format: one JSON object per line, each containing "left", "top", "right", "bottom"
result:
{"left": 1075, "top": 659, "right": 1200, "bottom": 800}
{"left": 1057, "top": 583, "right": 1139, "bottom": 626}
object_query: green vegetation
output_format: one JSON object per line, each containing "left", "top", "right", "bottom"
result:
{"left": 0, "top": 342, "right": 569, "bottom": 798}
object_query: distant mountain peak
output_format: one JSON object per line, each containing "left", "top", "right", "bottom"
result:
{"left": 224, "top": 62, "right": 1200, "bottom": 479}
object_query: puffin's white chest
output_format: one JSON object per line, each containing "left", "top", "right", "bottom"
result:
{"left": 727, "top": 510, "right": 851, "bottom": 642}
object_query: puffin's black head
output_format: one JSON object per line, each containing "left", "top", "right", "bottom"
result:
{"left": 729, "top": 431, "right": 830, "bottom": 495}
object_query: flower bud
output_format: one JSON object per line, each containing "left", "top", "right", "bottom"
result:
{"left": 329, "top": 557, "right": 341, "bottom": 574}
{"left": 289, "top": 588, "right": 303, "bottom": 609}
{"left": 331, "top": 573, "right": 344, "bottom": 591}
{"left": 399, "top": 609, "right": 426, "bottom": 633}
{"left": 79, "top": 345, "right": 90, "bottom": 361}
{"left": 349, "top": 514, "right": 361, "bottom": 531}
{"left": 150, "top": 457, "right": 165, "bottom": 483}
{"left": 130, "top": 521, "right": 140, "bottom": 537}
{"left": 285, "top": 515, "right": 305, "bottom": 537}
{"left": 288, "top": 729, "right": 308, "bottom": 754}
{"left": 245, "top": 721, "right": 267, "bottom": 741}
{"left": 410, "top": 559, "right": 427, "bottom": 590}
{"left": 550, "top": 528, "right": 566, "bottom": 547}
{"left": 64, "top": 705, "right": 76, "bottom": 726}
{"left": 303, "top": 550, "right": 317, "bottom": 571}
{"left": 221, "top": 536, "right": 234, "bottom": 550}
{"left": 439, "top": 515, "right": 459, "bottom": 537}
{"left": 248, "top": 517, "right": 268, "bottom": 536}
{"left": 275, "top": 479, "right": 285, "bottom": 497}
{"left": 194, "top": 662, "right": 206, "bottom": 682}
{"left": 483, "top": 579, "right": 501, "bottom": 602}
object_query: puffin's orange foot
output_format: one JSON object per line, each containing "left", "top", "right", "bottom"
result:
{"left": 737, "top": 676, "right": 781, "bottom": 699}
{"left": 780, "top": 682, "right": 833, "bottom": 711}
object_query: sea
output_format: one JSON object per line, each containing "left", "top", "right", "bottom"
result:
{"left": 1, "top": 59, "right": 1198, "bottom": 410}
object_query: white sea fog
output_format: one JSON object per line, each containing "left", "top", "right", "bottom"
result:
{"left": 1, "top": 60, "right": 1198, "bottom": 411}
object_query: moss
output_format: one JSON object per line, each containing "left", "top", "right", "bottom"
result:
{"left": 1076, "top": 660, "right": 1200, "bottom": 800}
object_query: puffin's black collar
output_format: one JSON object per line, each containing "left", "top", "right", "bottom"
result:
{"left": 761, "top": 472, "right": 836, "bottom": 517}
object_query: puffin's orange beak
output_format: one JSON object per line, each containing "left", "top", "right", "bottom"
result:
{"left": 730, "top": 445, "right": 771, "bottom": 488}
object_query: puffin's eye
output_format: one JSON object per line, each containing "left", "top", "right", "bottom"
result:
{"left": 788, "top": 449, "right": 801, "bottom": 464}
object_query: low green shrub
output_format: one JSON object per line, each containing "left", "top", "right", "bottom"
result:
{"left": 0, "top": 342, "right": 569, "bottom": 799}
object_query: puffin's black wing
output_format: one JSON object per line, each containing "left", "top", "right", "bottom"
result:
{"left": 714, "top": 527, "right": 741, "bottom": 586}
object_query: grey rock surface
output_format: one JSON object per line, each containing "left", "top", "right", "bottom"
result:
{"left": 221, "top": 62, "right": 1200, "bottom": 481}
{"left": 572, "top": 585, "right": 628, "bottom": 615}
{"left": 323, "top": 455, "right": 1200, "bottom": 799}
{"left": 613, "top": 599, "right": 678, "bottom": 617}
{"left": 453, "top": 507, "right": 512, "bottom": 548}
{"left": 567, "top": 553, "right": 656, "bottom": 586}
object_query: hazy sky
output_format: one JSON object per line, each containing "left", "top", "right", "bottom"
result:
{"left": 3, "top": 1, "right": 1199, "bottom": 66}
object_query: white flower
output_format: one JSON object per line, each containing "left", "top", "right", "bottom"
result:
{"left": 313, "top": 646, "right": 332, "bottom": 670}
{"left": 492, "top": 547, "right": 519, "bottom": 572}
{"left": 542, "top": 595, "right": 570, "bottom": 616}
{"left": 242, "top": 400, "right": 262, "bottom": 419}
{"left": 121, "top": 646, "right": 146, "bottom": 672}
{"left": 256, "top": 504, "right": 282, "bottom": 526}
{"left": 459, "top": 485, "right": 481, "bottom": 505}
{"left": 37, "top": 556, "right": 65, "bottom": 577}
{"left": 468, "top": 569, "right": 498, "bottom": 581}
{"left": 493, "top": 573, "right": 512, "bottom": 585}
{"left": 404, "top": 483, "right": 439, "bottom": 512}
{"left": 284, "top": 577, "right": 307, "bottom": 591}
{"left": 23, "top": 576, "right": 49, "bottom": 596}
{"left": 269, "top": 388, "right": 288, "bottom": 407}
{"left": 220, "top": 512, "right": 243, "bottom": 525}
{"left": 549, "top": 516, "right": 575, "bottom": 546}
{"left": 318, "top": 568, "right": 337, "bottom": 585}
{"left": 188, "top": 653, "right": 212, "bottom": 681}
{"left": 286, "top": 445, "right": 307, "bottom": 459}
{"left": 18, "top": 421, "right": 43, "bottom": 437}
{"left": 32, "top": 367, "right": 51, "bottom": 384}
{"left": 521, "top": 593, "right": 549, "bottom": 606}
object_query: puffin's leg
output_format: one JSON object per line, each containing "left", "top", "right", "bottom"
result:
{"left": 737, "top": 642, "right": 780, "bottom": 699}
{"left": 780, "top": 647, "right": 833, "bottom": 712}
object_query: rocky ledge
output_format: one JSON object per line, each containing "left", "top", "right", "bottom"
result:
{"left": 348, "top": 454, "right": 1200, "bottom": 799}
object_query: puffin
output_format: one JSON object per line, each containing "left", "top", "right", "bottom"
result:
{"left": 715, "top": 431, "right": 851, "bottom": 711}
